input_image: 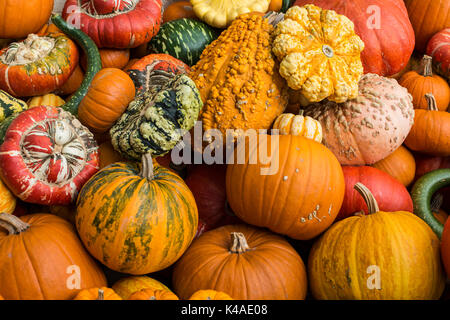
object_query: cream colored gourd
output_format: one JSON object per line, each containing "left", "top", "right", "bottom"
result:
{"left": 273, "top": 110, "right": 322, "bottom": 142}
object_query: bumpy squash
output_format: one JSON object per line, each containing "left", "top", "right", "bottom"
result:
{"left": 0, "top": 90, "right": 27, "bottom": 122}
{"left": 110, "top": 73, "right": 202, "bottom": 160}
{"left": 272, "top": 5, "right": 364, "bottom": 103}
{"left": 27, "top": 94, "right": 65, "bottom": 108}
{"left": 272, "top": 110, "right": 322, "bottom": 142}
{"left": 190, "top": 12, "right": 288, "bottom": 145}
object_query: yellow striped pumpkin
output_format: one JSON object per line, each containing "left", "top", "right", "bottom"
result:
{"left": 76, "top": 153, "right": 198, "bottom": 275}
{"left": 272, "top": 110, "right": 323, "bottom": 143}
{"left": 27, "top": 93, "right": 65, "bottom": 108}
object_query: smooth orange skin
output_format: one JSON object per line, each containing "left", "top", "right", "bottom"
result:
{"left": 163, "top": 1, "right": 197, "bottom": 23}
{"left": 112, "top": 276, "right": 171, "bottom": 300}
{"left": 73, "top": 287, "right": 122, "bottom": 300}
{"left": 128, "top": 289, "right": 179, "bottom": 300}
{"left": 82, "top": 49, "right": 130, "bottom": 70}
{"left": 189, "top": 290, "right": 233, "bottom": 300}
{"left": 372, "top": 145, "right": 416, "bottom": 187}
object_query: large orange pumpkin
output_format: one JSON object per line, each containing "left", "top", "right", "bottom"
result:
{"left": 226, "top": 134, "right": 345, "bottom": 240}
{"left": 172, "top": 224, "right": 308, "bottom": 300}
{"left": 372, "top": 145, "right": 416, "bottom": 187}
{"left": 78, "top": 68, "right": 135, "bottom": 133}
{"left": 163, "top": 1, "right": 197, "bottom": 22}
{"left": 0, "top": 213, "right": 107, "bottom": 300}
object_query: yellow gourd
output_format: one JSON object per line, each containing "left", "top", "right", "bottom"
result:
{"left": 272, "top": 109, "right": 322, "bottom": 142}
{"left": 0, "top": 178, "right": 15, "bottom": 214}
{"left": 272, "top": 5, "right": 365, "bottom": 103}
{"left": 27, "top": 93, "right": 65, "bottom": 108}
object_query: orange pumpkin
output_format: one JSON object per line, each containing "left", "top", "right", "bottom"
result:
{"left": 399, "top": 55, "right": 450, "bottom": 111}
{"left": 405, "top": 93, "right": 450, "bottom": 156}
{"left": 189, "top": 290, "right": 233, "bottom": 300}
{"left": 78, "top": 68, "right": 136, "bottom": 133}
{"left": 128, "top": 289, "right": 179, "bottom": 300}
{"left": 81, "top": 48, "right": 130, "bottom": 70}
{"left": 112, "top": 276, "right": 171, "bottom": 300}
{"left": 57, "top": 65, "right": 84, "bottom": 96}
{"left": 99, "top": 141, "right": 123, "bottom": 169}
{"left": 372, "top": 145, "right": 416, "bottom": 187}
{"left": 73, "top": 287, "right": 122, "bottom": 300}
{"left": 163, "top": 1, "right": 197, "bottom": 23}
{"left": 0, "top": 178, "right": 15, "bottom": 214}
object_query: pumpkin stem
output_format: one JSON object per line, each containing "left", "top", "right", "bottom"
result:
{"left": 354, "top": 183, "right": 380, "bottom": 214}
{"left": 298, "top": 109, "right": 305, "bottom": 116}
{"left": 425, "top": 93, "right": 439, "bottom": 111}
{"left": 419, "top": 55, "right": 433, "bottom": 77}
{"left": 0, "top": 213, "right": 30, "bottom": 235}
{"left": 149, "top": 296, "right": 157, "bottom": 300}
{"left": 230, "top": 232, "right": 251, "bottom": 253}
{"left": 140, "top": 153, "right": 154, "bottom": 181}
{"left": 431, "top": 193, "right": 443, "bottom": 214}
{"left": 264, "top": 11, "right": 285, "bottom": 26}
{"left": 97, "top": 289, "right": 104, "bottom": 300}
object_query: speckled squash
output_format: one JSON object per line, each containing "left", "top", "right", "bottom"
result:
{"left": 309, "top": 183, "right": 445, "bottom": 300}
{"left": 0, "top": 178, "right": 15, "bottom": 214}
{"left": 189, "top": 290, "right": 233, "bottom": 300}
{"left": 372, "top": 145, "right": 416, "bottom": 187}
{"left": 73, "top": 287, "right": 122, "bottom": 300}
{"left": 0, "top": 90, "right": 27, "bottom": 122}
{"left": 128, "top": 289, "right": 179, "bottom": 300}
{"left": 112, "top": 276, "right": 171, "bottom": 299}
{"left": 303, "top": 73, "right": 415, "bottom": 165}
{"left": 27, "top": 94, "right": 65, "bottom": 108}
{"left": 190, "top": 12, "right": 288, "bottom": 145}
{"left": 110, "top": 73, "right": 202, "bottom": 160}
{"left": 272, "top": 110, "right": 322, "bottom": 142}
{"left": 76, "top": 154, "right": 198, "bottom": 275}
{"left": 272, "top": 5, "right": 365, "bottom": 103}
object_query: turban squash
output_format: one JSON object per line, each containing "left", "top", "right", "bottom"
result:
{"left": 173, "top": 224, "right": 308, "bottom": 300}
{"left": 303, "top": 73, "right": 414, "bottom": 166}
{"left": 272, "top": 5, "right": 365, "bottom": 103}
{"left": 0, "top": 213, "right": 107, "bottom": 300}
{"left": 293, "top": 0, "right": 415, "bottom": 77}
{"left": 309, "top": 183, "right": 445, "bottom": 300}
{"left": 62, "top": 0, "right": 162, "bottom": 49}
{"left": 189, "top": 12, "right": 288, "bottom": 145}
{"left": 76, "top": 154, "right": 198, "bottom": 275}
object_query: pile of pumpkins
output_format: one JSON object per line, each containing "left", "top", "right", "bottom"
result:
{"left": 0, "top": 0, "right": 449, "bottom": 301}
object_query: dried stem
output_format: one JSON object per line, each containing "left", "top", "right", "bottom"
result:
{"left": 0, "top": 213, "right": 30, "bottom": 235}
{"left": 354, "top": 183, "right": 380, "bottom": 214}
{"left": 425, "top": 93, "right": 439, "bottom": 111}
{"left": 140, "top": 153, "right": 154, "bottom": 180}
{"left": 229, "top": 232, "right": 251, "bottom": 253}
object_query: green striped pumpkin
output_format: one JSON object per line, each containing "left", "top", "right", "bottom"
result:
{"left": 76, "top": 154, "right": 198, "bottom": 275}
{"left": 147, "top": 18, "right": 219, "bottom": 66}
{"left": 110, "top": 73, "right": 202, "bottom": 160}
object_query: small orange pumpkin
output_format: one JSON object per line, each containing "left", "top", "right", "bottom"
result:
{"left": 128, "top": 289, "right": 179, "bottom": 300}
{"left": 163, "top": 1, "right": 197, "bottom": 23}
{"left": 372, "top": 145, "right": 416, "bottom": 187}
{"left": 82, "top": 48, "right": 130, "bottom": 70}
{"left": 0, "top": 178, "right": 15, "bottom": 214}
{"left": 189, "top": 290, "right": 233, "bottom": 300}
{"left": 73, "top": 287, "right": 122, "bottom": 300}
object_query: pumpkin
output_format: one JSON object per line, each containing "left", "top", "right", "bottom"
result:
{"left": 272, "top": 5, "right": 364, "bottom": 103}
{"left": 309, "top": 183, "right": 445, "bottom": 299}
{"left": 173, "top": 224, "right": 308, "bottom": 300}
{"left": 399, "top": 55, "right": 450, "bottom": 111}
{"left": 185, "top": 164, "right": 241, "bottom": 236}
{"left": 0, "top": 213, "right": 107, "bottom": 300}
{"left": 427, "top": 28, "right": 450, "bottom": 81}
{"left": 0, "top": 0, "right": 53, "bottom": 39}
{"left": 73, "top": 287, "right": 122, "bottom": 300}
{"left": 226, "top": 134, "right": 345, "bottom": 240}
{"left": 431, "top": 194, "right": 449, "bottom": 225}
{"left": 128, "top": 289, "right": 179, "bottom": 300}
{"left": 190, "top": 13, "right": 288, "bottom": 145}
{"left": 148, "top": 18, "right": 218, "bottom": 66}
{"left": 78, "top": 68, "right": 136, "bottom": 133}
{"left": 293, "top": 0, "right": 415, "bottom": 77}
{"left": 99, "top": 141, "right": 124, "bottom": 169}
{"left": 0, "top": 178, "right": 15, "bottom": 214}
{"left": 0, "top": 32, "right": 79, "bottom": 97}
{"left": 0, "top": 90, "right": 27, "bottom": 122}
{"left": 62, "top": 0, "right": 162, "bottom": 49}
{"left": 405, "top": 93, "right": 450, "bottom": 157}
{"left": 110, "top": 73, "right": 202, "bottom": 160}
{"left": 0, "top": 105, "right": 99, "bottom": 206}
{"left": 126, "top": 54, "right": 190, "bottom": 95}
{"left": 76, "top": 154, "right": 198, "bottom": 275}
{"left": 163, "top": 1, "right": 197, "bottom": 22}
{"left": 404, "top": 0, "right": 450, "bottom": 53}
{"left": 191, "top": 0, "right": 270, "bottom": 28}
{"left": 57, "top": 65, "right": 84, "bottom": 96}
{"left": 272, "top": 110, "right": 322, "bottom": 142}
{"left": 337, "top": 166, "right": 413, "bottom": 221}
{"left": 81, "top": 48, "right": 131, "bottom": 70}
{"left": 269, "top": 0, "right": 291, "bottom": 12}
{"left": 414, "top": 154, "right": 450, "bottom": 183}
{"left": 112, "top": 276, "right": 171, "bottom": 299}
{"left": 372, "top": 145, "right": 416, "bottom": 187}
{"left": 189, "top": 290, "right": 233, "bottom": 300}
{"left": 303, "top": 73, "right": 414, "bottom": 165}
{"left": 27, "top": 94, "right": 65, "bottom": 108}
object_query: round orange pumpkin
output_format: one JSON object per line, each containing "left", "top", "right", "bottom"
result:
{"left": 399, "top": 55, "right": 450, "bottom": 111}
{"left": 226, "top": 134, "right": 345, "bottom": 240}
{"left": 372, "top": 145, "right": 416, "bottom": 187}
{"left": 0, "top": 178, "right": 15, "bottom": 214}
{"left": 0, "top": 213, "right": 107, "bottom": 300}
{"left": 189, "top": 290, "right": 233, "bottom": 300}
{"left": 112, "top": 276, "right": 171, "bottom": 300}
{"left": 78, "top": 68, "right": 136, "bottom": 133}
{"left": 163, "top": 1, "right": 197, "bottom": 22}
{"left": 128, "top": 289, "right": 179, "bottom": 300}
{"left": 81, "top": 48, "right": 130, "bottom": 70}
{"left": 73, "top": 287, "right": 122, "bottom": 300}
{"left": 173, "top": 224, "right": 308, "bottom": 300}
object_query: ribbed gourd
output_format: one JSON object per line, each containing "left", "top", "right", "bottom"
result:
{"left": 110, "top": 72, "right": 203, "bottom": 160}
{"left": 189, "top": 12, "right": 288, "bottom": 145}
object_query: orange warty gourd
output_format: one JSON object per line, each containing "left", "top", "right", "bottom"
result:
{"left": 27, "top": 94, "right": 65, "bottom": 108}
{"left": 78, "top": 68, "right": 136, "bottom": 133}
{"left": 173, "top": 225, "right": 308, "bottom": 300}
{"left": 189, "top": 290, "right": 233, "bottom": 300}
{"left": 112, "top": 276, "right": 171, "bottom": 300}
{"left": 399, "top": 55, "right": 450, "bottom": 111}
{"left": 57, "top": 65, "right": 84, "bottom": 96}
{"left": 372, "top": 145, "right": 416, "bottom": 187}
{"left": 0, "top": 178, "right": 15, "bottom": 214}
{"left": 0, "top": 213, "right": 107, "bottom": 300}
{"left": 98, "top": 141, "right": 124, "bottom": 169}
{"left": 405, "top": 93, "right": 450, "bottom": 156}
{"left": 163, "top": 1, "right": 197, "bottom": 22}
{"left": 189, "top": 12, "right": 288, "bottom": 145}
{"left": 226, "top": 134, "right": 345, "bottom": 240}
{"left": 308, "top": 183, "right": 445, "bottom": 300}
{"left": 128, "top": 289, "right": 179, "bottom": 300}
{"left": 73, "top": 287, "right": 122, "bottom": 300}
